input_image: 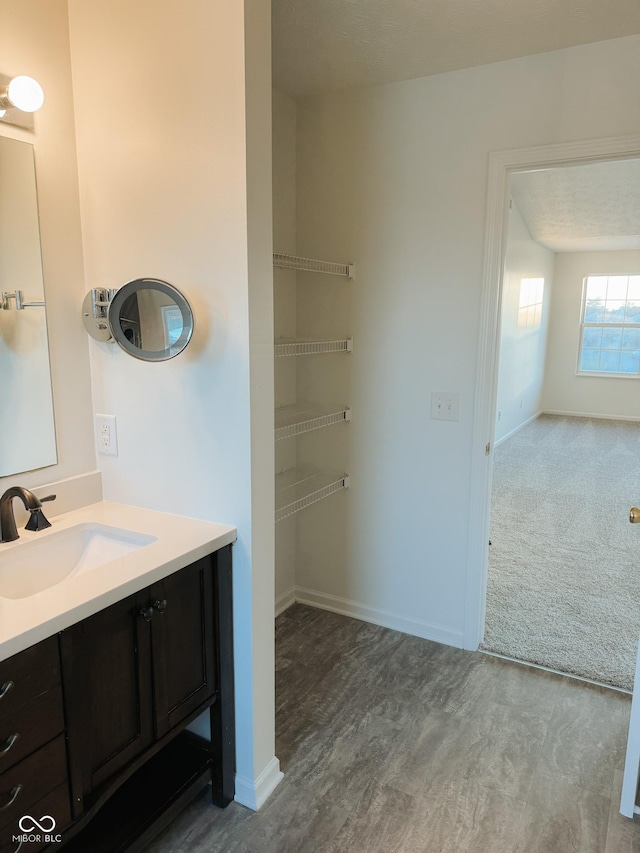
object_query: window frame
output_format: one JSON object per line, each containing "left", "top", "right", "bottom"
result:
{"left": 576, "top": 273, "right": 640, "bottom": 379}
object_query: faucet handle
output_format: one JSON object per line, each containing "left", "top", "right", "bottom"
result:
{"left": 24, "top": 494, "right": 56, "bottom": 533}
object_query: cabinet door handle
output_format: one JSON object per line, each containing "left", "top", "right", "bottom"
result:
{"left": 0, "top": 681, "right": 14, "bottom": 700}
{"left": 0, "top": 733, "right": 19, "bottom": 756}
{"left": 153, "top": 599, "right": 167, "bottom": 615}
{"left": 0, "top": 784, "right": 22, "bottom": 811}
{"left": 139, "top": 606, "right": 155, "bottom": 622}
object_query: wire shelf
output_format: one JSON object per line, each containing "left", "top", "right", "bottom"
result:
{"left": 275, "top": 403, "right": 351, "bottom": 441}
{"left": 273, "top": 253, "right": 355, "bottom": 279}
{"left": 274, "top": 338, "right": 353, "bottom": 357}
{"left": 275, "top": 469, "right": 350, "bottom": 522}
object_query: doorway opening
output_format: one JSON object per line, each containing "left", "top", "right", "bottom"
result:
{"left": 466, "top": 135, "right": 640, "bottom": 690}
{"left": 482, "top": 160, "right": 640, "bottom": 690}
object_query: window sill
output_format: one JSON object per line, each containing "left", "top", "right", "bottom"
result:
{"left": 575, "top": 371, "right": 640, "bottom": 379}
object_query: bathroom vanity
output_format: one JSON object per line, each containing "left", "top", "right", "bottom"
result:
{"left": 0, "top": 503, "right": 236, "bottom": 853}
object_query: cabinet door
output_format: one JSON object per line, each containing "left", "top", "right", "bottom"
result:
{"left": 60, "top": 590, "right": 154, "bottom": 812}
{"left": 148, "top": 556, "right": 216, "bottom": 738}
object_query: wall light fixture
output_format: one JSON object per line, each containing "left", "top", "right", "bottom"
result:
{"left": 0, "top": 74, "right": 44, "bottom": 129}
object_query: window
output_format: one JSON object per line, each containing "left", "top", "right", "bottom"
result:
{"left": 161, "top": 305, "right": 184, "bottom": 347}
{"left": 578, "top": 274, "right": 640, "bottom": 376}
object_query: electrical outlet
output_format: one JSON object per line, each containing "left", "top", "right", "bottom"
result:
{"left": 430, "top": 392, "right": 460, "bottom": 422}
{"left": 96, "top": 414, "right": 118, "bottom": 456}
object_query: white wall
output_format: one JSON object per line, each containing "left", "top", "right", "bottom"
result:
{"left": 495, "top": 201, "right": 554, "bottom": 443}
{"left": 68, "top": 0, "right": 277, "bottom": 808}
{"left": 0, "top": 0, "right": 95, "bottom": 500}
{"left": 294, "top": 35, "right": 640, "bottom": 645}
{"left": 543, "top": 249, "right": 640, "bottom": 419}
{"left": 272, "top": 90, "right": 297, "bottom": 610}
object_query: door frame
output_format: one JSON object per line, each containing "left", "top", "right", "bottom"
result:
{"left": 463, "top": 132, "right": 640, "bottom": 650}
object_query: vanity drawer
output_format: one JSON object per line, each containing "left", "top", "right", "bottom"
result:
{"left": 0, "top": 638, "right": 60, "bottom": 722}
{"left": 0, "top": 735, "right": 68, "bottom": 832}
{"left": 0, "top": 779, "right": 70, "bottom": 853}
{"left": 0, "top": 687, "right": 64, "bottom": 774}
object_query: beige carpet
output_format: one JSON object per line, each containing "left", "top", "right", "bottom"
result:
{"left": 482, "top": 414, "right": 640, "bottom": 691}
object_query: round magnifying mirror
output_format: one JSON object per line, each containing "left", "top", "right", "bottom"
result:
{"left": 108, "top": 278, "right": 194, "bottom": 361}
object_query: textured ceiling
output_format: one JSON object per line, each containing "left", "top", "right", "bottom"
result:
{"left": 272, "top": 0, "right": 640, "bottom": 98}
{"left": 511, "top": 160, "right": 640, "bottom": 253}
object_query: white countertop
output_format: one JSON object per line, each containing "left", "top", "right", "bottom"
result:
{"left": 0, "top": 501, "right": 236, "bottom": 662}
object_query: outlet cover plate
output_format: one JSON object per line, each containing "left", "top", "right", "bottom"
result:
{"left": 95, "top": 413, "right": 118, "bottom": 456}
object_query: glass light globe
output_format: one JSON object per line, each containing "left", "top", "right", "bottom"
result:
{"left": 7, "top": 76, "right": 44, "bottom": 112}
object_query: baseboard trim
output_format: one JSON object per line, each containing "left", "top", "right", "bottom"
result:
{"left": 494, "top": 411, "right": 542, "bottom": 447}
{"left": 275, "top": 586, "right": 296, "bottom": 617}
{"left": 294, "top": 587, "right": 464, "bottom": 648}
{"left": 234, "top": 756, "right": 284, "bottom": 811}
{"left": 542, "top": 409, "right": 640, "bottom": 423}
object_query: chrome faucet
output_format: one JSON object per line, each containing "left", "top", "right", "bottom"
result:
{"left": 0, "top": 487, "right": 56, "bottom": 543}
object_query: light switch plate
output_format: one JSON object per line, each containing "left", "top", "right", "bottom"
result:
{"left": 430, "top": 392, "right": 460, "bottom": 422}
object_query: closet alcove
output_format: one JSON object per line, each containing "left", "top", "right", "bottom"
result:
{"left": 272, "top": 90, "right": 356, "bottom": 612}
{"left": 273, "top": 242, "right": 353, "bottom": 609}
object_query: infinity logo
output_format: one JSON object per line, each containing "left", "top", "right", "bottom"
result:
{"left": 18, "top": 815, "right": 56, "bottom": 833}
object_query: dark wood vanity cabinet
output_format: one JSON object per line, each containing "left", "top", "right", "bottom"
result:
{"left": 0, "top": 545, "right": 234, "bottom": 853}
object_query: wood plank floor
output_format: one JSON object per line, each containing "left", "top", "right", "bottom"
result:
{"left": 146, "top": 605, "right": 640, "bottom": 852}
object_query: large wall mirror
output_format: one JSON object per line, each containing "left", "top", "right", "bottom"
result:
{"left": 0, "top": 135, "right": 57, "bottom": 477}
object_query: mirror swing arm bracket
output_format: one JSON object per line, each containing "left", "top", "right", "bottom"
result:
{"left": 82, "top": 287, "right": 117, "bottom": 342}
{"left": 1, "top": 290, "right": 46, "bottom": 310}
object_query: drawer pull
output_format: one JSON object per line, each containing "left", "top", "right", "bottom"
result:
{"left": 139, "top": 606, "right": 155, "bottom": 622}
{"left": 153, "top": 599, "right": 167, "bottom": 615}
{"left": 0, "top": 784, "right": 22, "bottom": 811}
{"left": 0, "top": 681, "right": 14, "bottom": 700}
{"left": 0, "top": 733, "right": 19, "bottom": 756}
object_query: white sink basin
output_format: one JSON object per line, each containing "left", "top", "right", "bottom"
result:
{"left": 0, "top": 523, "right": 157, "bottom": 599}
